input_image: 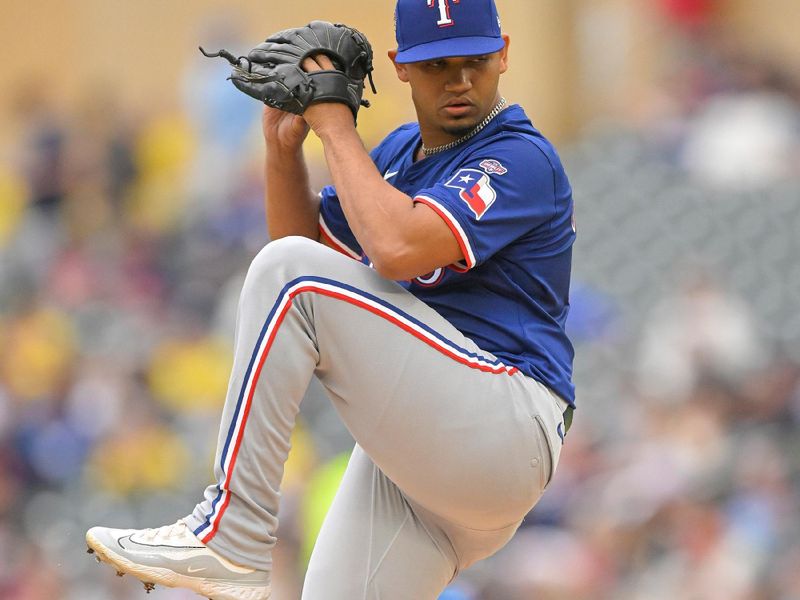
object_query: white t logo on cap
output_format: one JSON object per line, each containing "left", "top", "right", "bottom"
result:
{"left": 428, "top": 0, "right": 460, "bottom": 27}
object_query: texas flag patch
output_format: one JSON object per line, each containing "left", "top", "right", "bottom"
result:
{"left": 445, "top": 168, "right": 497, "bottom": 220}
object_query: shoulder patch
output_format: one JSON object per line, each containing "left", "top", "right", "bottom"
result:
{"left": 479, "top": 159, "right": 508, "bottom": 175}
{"left": 445, "top": 168, "right": 497, "bottom": 220}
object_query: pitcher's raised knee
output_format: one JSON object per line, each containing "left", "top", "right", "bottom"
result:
{"left": 248, "top": 236, "right": 348, "bottom": 286}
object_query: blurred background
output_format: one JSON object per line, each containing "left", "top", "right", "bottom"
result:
{"left": 1, "top": 0, "right": 799, "bottom": 598}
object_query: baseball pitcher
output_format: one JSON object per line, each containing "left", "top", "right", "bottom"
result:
{"left": 86, "top": 1, "right": 576, "bottom": 598}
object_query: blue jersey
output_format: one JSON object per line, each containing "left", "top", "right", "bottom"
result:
{"left": 318, "top": 105, "right": 576, "bottom": 405}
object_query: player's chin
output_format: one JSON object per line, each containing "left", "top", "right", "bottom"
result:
{"left": 440, "top": 113, "right": 480, "bottom": 137}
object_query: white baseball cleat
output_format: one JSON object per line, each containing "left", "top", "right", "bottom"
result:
{"left": 86, "top": 519, "right": 271, "bottom": 600}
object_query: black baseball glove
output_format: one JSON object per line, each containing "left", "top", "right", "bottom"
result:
{"left": 200, "top": 21, "right": 376, "bottom": 121}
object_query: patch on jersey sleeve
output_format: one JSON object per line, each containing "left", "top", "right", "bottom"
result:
{"left": 479, "top": 159, "right": 508, "bottom": 175}
{"left": 445, "top": 168, "right": 497, "bottom": 220}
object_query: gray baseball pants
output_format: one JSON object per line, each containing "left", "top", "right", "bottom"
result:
{"left": 184, "top": 236, "right": 567, "bottom": 599}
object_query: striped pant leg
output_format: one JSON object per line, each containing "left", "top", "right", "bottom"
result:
{"left": 184, "top": 236, "right": 562, "bottom": 578}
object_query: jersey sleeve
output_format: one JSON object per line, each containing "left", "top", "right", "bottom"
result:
{"left": 318, "top": 185, "right": 363, "bottom": 260}
{"left": 412, "top": 137, "right": 564, "bottom": 269}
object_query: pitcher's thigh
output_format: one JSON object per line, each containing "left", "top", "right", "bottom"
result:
{"left": 302, "top": 446, "right": 457, "bottom": 600}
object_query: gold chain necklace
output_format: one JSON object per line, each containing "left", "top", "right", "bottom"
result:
{"left": 421, "top": 97, "right": 508, "bottom": 157}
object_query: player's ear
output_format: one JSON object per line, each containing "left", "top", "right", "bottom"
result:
{"left": 498, "top": 34, "right": 510, "bottom": 74}
{"left": 388, "top": 50, "right": 410, "bottom": 83}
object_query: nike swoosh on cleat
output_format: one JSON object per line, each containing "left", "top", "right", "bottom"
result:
{"left": 187, "top": 565, "right": 207, "bottom": 574}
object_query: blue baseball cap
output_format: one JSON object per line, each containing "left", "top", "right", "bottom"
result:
{"left": 394, "top": 0, "right": 504, "bottom": 64}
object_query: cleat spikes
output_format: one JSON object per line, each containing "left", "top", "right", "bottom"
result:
{"left": 95, "top": 556, "right": 101, "bottom": 563}
{"left": 143, "top": 581, "right": 155, "bottom": 593}
{"left": 87, "top": 547, "right": 95, "bottom": 554}
{"left": 116, "top": 570, "right": 125, "bottom": 577}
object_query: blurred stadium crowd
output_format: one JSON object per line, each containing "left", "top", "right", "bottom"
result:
{"left": 1, "top": 5, "right": 800, "bottom": 600}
